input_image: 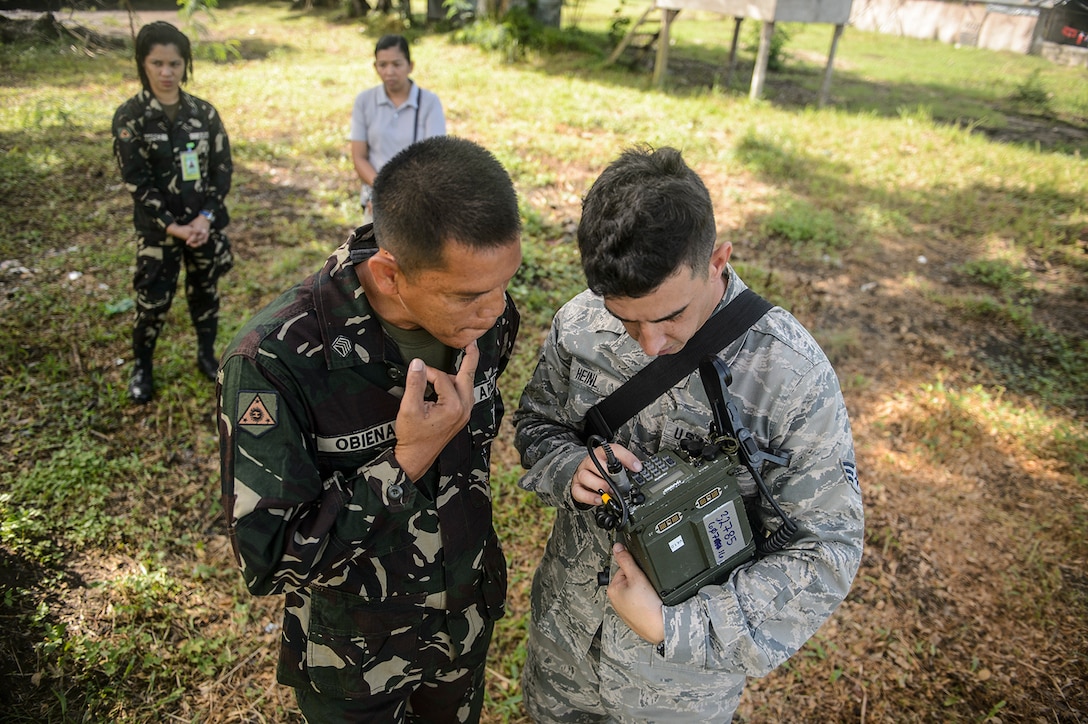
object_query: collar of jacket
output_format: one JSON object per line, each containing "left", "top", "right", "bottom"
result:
{"left": 591, "top": 265, "right": 748, "bottom": 374}
{"left": 378, "top": 80, "right": 419, "bottom": 109}
{"left": 312, "top": 225, "right": 398, "bottom": 372}
{"left": 139, "top": 88, "right": 197, "bottom": 120}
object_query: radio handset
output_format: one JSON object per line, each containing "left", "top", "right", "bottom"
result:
{"left": 701, "top": 356, "right": 797, "bottom": 554}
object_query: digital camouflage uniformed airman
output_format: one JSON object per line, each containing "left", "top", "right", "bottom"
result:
{"left": 513, "top": 146, "right": 864, "bottom": 723}
{"left": 112, "top": 21, "right": 233, "bottom": 404}
{"left": 217, "top": 137, "right": 522, "bottom": 722}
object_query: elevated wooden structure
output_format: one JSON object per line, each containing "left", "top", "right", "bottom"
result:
{"left": 606, "top": 0, "right": 854, "bottom": 106}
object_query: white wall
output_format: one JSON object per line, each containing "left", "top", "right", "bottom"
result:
{"left": 849, "top": 0, "right": 1040, "bottom": 53}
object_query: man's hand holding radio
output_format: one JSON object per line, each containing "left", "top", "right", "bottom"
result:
{"left": 608, "top": 542, "right": 665, "bottom": 646}
{"left": 570, "top": 445, "right": 643, "bottom": 507}
{"left": 571, "top": 441, "right": 667, "bottom": 647}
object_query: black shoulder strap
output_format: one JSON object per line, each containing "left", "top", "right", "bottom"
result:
{"left": 413, "top": 85, "right": 423, "bottom": 144}
{"left": 581, "top": 288, "right": 773, "bottom": 442}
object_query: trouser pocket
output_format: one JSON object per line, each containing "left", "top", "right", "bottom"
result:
{"left": 306, "top": 587, "right": 426, "bottom": 698}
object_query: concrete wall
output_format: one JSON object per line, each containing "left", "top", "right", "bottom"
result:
{"left": 850, "top": 0, "right": 1041, "bottom": 53}
{"left": 1041, "top": 37, "right": 1088, "bottom": 63}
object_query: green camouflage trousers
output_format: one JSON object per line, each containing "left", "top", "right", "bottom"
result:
{"left": 294, "top": 648, "right": 489, "bottom": 724}
{"left": 132, "top": 231, "right": 232, "bottom": 359}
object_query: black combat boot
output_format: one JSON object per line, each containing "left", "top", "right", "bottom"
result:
{"left": 128, "top": 357, "right": 154, "bottom": 404}
{"left": 196, "top": 329, "right": 219, "bottom": 381}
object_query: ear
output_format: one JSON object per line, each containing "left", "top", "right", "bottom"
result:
{"left": 366, "top": 250, "right": 402, "bottom": 296}
{"left": 708, "top": 242, "right": 732, "bottom": 278}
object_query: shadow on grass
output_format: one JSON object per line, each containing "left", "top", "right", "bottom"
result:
{"left": 479, "top": 23, "right": 1088, "bottom": 157}
{"left": 731, "top": 131, "right": 1088, "bottom": 408}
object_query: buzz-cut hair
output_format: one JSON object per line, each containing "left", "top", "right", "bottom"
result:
{"left": 372, "top": 136, "right": 521, "bottom": 276}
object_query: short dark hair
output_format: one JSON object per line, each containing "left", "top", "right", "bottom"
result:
{"left": 578, "top": 145, "right": 716, "bottom": 298}
{"left": 375, "top": 34, "right": 411, "bottom": 62}
{"left": 135, "top": 22, "right": 193, "bottom": 92}
{"left": 372, "top": 136, "right": 521, "bottom": 275}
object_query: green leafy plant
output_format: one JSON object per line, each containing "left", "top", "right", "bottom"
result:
{"left": 959, "top": 258, "right": 1032, "bottom": 297}
{"left": 177, "top": 0, "right": 242, "bottom": 62}
{"left": 759, "top": 197, "right": 848, "bottom": 259}
{"left": 743, "top": 21, "right": 793, "bottom": 72}
{"left": 1009, "top": 69, "right": 1052, "bottom": 114}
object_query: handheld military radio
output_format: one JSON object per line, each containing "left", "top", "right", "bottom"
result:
{"left": 595, "top": 433, "right": 755, "bottom": 605}
{"left": 591, "top": 356, "right": 796, "bottom": 605}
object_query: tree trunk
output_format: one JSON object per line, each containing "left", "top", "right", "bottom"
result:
{"left": 533, "top": 0, "right": 562, "bottom": 27}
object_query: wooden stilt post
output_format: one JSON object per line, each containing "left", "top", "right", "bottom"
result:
{"left": 725, "top": 16, "right": 743, "bottom": 88}
{"left": 653, "top": 9, "right": 679, "bottom": 88}
{"left": 750, "top": 19, "right": 774, "bottom": 101}
{"left": 818, "top": 23, "right": 845, "bottom": 108}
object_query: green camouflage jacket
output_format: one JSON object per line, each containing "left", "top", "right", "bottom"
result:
{"left": 514, "top": 267, "right": 863, "bottom": 678}
{"left": 218, "top": 227, "right": 517, "bottom": 698}
{"left": 113, "top": 89, "right": 232, "bottom": 238}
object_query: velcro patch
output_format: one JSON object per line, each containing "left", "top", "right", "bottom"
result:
{"left": 570, "top": 359, "right": 620, "bottom": 396}
{"left": 238, "top": 391, "right": 278, "bottom": 436}
{"left": 842, "top": 460, "right": 859, "bottom": 491}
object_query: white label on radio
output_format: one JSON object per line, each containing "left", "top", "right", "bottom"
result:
{"left": 669, "top": 535, "right": 685, "bottom": 552}
{"left": 704, "top": 500, "right": 746, "bottom": 564}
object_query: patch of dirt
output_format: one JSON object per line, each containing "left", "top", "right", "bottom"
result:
{"left": 615, "top": 46, "right": 1088, "bottom": 153}
{"left": 484, "top": 138, "right": 1088, "bottom": 722}
{"left": 692, "top": 162, "right": 1088, "bottom": 721}
{"left": 0, "top": 10, "right": 125, "bottom": 50}
{"left": 977, "top": 113, "right": 1088, "bottom": 148}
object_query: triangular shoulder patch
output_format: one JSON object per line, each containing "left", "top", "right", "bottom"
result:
{"left": 238, "top": 391, "right": 278, "bottom": 436}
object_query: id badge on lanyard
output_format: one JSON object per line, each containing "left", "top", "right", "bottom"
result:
{"left": 180, "top": 142, "right": 200, "bottom": 181}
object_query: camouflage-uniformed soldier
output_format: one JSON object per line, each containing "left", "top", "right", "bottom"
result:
{"left": 218, "top": 137, "right": 522, "bottom": 722}
{"left": 112, "top": 21, "right": 233, "bottom": 404}
{"left": 514, "top": 146, "right": 864, "bottom": 722}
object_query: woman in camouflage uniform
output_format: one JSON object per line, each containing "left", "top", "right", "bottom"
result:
{"left": 112, "top": 21, "right": 233, "bottom": 404}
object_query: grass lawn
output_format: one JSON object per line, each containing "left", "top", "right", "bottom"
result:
{"left": 1, "top": 1, "right": 1086, "bottom": 721}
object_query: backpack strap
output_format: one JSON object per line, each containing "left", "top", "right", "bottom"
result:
{"left": 413, "top": 85, "right": 423, "bottom": 144}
